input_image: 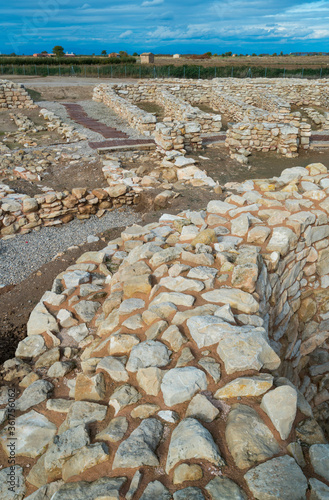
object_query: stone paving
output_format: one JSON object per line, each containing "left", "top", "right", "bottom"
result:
{"left": 1, "top": 162, "right": 329, "bottom": 499}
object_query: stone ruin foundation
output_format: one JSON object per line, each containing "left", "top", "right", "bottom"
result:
{"left": 0, "top": 80, "right": 36, "bottom": 109}
{"left": 2, "top": 161, "right": 329, "bottom": 498}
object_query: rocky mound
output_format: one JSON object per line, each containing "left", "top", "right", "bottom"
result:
{"left": 1, "top": 163, "right": 329, "bottom": 499}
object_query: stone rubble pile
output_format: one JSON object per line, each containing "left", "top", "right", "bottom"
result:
{"left": 0, "top": 79, "right": 36, "bottom": 109}
{"left": 9, "top": 113, "right": 44, "bottom": 133}
{"left": 2, "top": 163, "right": 329, "bottom": 498}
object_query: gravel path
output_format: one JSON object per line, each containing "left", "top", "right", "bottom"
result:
{"left": 0, "top": 208, "right": 140, "bottom": 286}
{"left": 79, "top": 100, "right": 148, "bottom": 140}
{"left": 38, "top": 99, "right": 148, "bottom": 142}
{"left": 37, "top": 101, "right": 105, "bottom": 142}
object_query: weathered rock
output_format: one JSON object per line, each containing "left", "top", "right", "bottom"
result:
{"left": 137, "top": 367, "right": 163, "bottom": 395}
{"left": 295, "top": 418, "right": 327, "bottom": 445}
{"left": 261, "top": 386, "right": 297, "bottom": 440}
{"left": 0, "top": 466, "right": 26, "bottom": 500}
{"left": 73, "top": 300, "right": 101, "bottom": 323}
{"left": 64, "top": 401, "right": 107, "bottom": 429}
{"left": 205, "top": 476, "right": 247, "bottom": 500}
{"left": 96, "top": 417, "right": 128, "bottom": 443}
{"left": 108, "top": 333, "right": 140, "bottom": 355}
{"left": 97, "top": 356, "right": 129, "bottom": 382}
{"left": 186, "top": 394, "right": 219, "bottom": 422}
{"left": 215, "top": 374, "right": 273, "bottom": 399}
{"left": 126, "top": 340, "right": 171, "bottom": 372}
{"left": 217, "top": 329, "right": 280, "bottom": 374}
{"left": 51, "top": 477, "right": 126, "bottom": 500}
{"left": 309, "top": 444, "right": 329, "bottom": 481}
{"left": 198, "top": 356, "right": 221, "bottom": 383}
{"left": 309, "top": 477, "right": 329, "bottom": 500}
{"left": 244, "top": 455, "right": 308, "bottom": 500}
{"left": 16, "top": 380, "right": 54, "bottom": 411}
{"left": 44, "top": 424, "right": 90, "bottom": 474}
{"left": 112, "top": 418, "right": 163, "bottom": 469}
{"left": 15, "top": 335, "right": 46, "bottom": 359}
{"left": 139, "top": 481, "right": 171, "bottom": 500}
{"left": 0, "top": 410, "right": 56, "bottom": 458}
{"left": 27, "top": 302, "right": 59, "bottom": 336}
{"left": 75, "top": 373, "right": 106, "bottom": 402}
{"left": 161, "top": 367, "right": 207, "bottom": 406}
{"left": 166, "top": 418, "right": 224, "bottom": 473}
{"left": 173, "top": 487, "right": 205, "bottom": 500}
{"left": 225, "top": 404, "right": 280, "bottom": 469}
{"left": 109, "top": 384, "right": 141, "bottom": 415}
{"left": 173, "top": 463, "right": 203, "bottom": 484}
{"left": 62, "top": 443, "right": 109, "bottom": 481}
{"left": 202, "top": 288, "right": 259, "bottom": 314}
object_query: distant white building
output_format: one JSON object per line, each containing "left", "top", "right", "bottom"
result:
{"left": 173, "top": 54, "right": 180, "bottom": 59}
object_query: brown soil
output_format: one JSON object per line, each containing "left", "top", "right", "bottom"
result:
{"left": 193, "top": 143, "right": 329, "bottom": 184}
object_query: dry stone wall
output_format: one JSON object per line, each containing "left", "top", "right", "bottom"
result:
{"left": 110, "top": 83, "right": 222, "bottom": 134}
{"left": 2, "top": 163, "right": 329, "bottom": 498}
{"left": 0, "top": 79, "right": 36, "bottom": 109}
{"left": 0, "top": 183, "right": 139, "bottom": 237}
{"left": 94, "top": 79, "right": 325, "bottom": 157}
{"left": 93, "top": 84, "right": 157, "bottom": 135}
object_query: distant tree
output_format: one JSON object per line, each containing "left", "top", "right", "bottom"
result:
{"left": 280, "top": 51, "right": 283, "bottom": 56}
{"left": 272, "top": 52, "right": 277, "bottom": 56}
{"left": 205, "top": 51, "right": 212, "bottom": 57}
{"left": 53, "top": 45, "right": 64, "bottom": 57}
{"left": 222, "top": 51, "right": 232, "bottom": 57}
{"left": 9, "top": 52, "right": 16, "bottom": 56}
{"left": 133, "top": 52, "right": 138, "bottom": 56}
{"left": 252, "top": 53, "right": 257, "bottom": 56}
{"left": 119, "top": 50, "right": 128, "bottom": 57}
{"left": 213, "top": 53, "right": 217, "bottom": 56}
{"left": 101, "top": 50, "right": 107, "bottom": 56}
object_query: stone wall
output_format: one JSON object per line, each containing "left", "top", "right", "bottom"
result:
{"left": 93, "top": 84, "right": 157, "bottom": 135}
{"left": 3, "top": 163, "right": 329, "bottom": 499}
{"left": 0, "top": 79, "right": 36, "bottom": 109}
{"left": 215, "top": 78, "right": 329, "bottom": 108}
{"left": 93, "top": 79, "right": 329, "bottom": 157}
{"left": 226, "top": 120, "right": 311, "bottom": 157}
{"left": 111, "top": 83, "right": 222, "bottom": 134}
{"left": 94, "top": 82, "right": 221, "bottom": 135}
{"left": 154, "top": 121, "right": 203, "bottom": 151}
{"left": 0, "top": 183, "right": 139, "bottom": 237}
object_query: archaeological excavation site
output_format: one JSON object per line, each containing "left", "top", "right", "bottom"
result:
{"left": 2, "top": 75, "right": 329, "bottom": 500}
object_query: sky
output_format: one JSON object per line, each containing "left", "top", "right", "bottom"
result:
{"left": 1, "top": 0, "right": 329, "bottom": 55}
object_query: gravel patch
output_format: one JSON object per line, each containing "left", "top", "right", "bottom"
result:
{"left": 0, "top": 208, "right": 140, "bottom": 286}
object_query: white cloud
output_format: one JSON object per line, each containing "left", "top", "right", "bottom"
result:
{"left": 119, "top": 29, "right": 133, "bottom": 38}
{"left": 142, "top": 0, "right": 164, "bottom": 6}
